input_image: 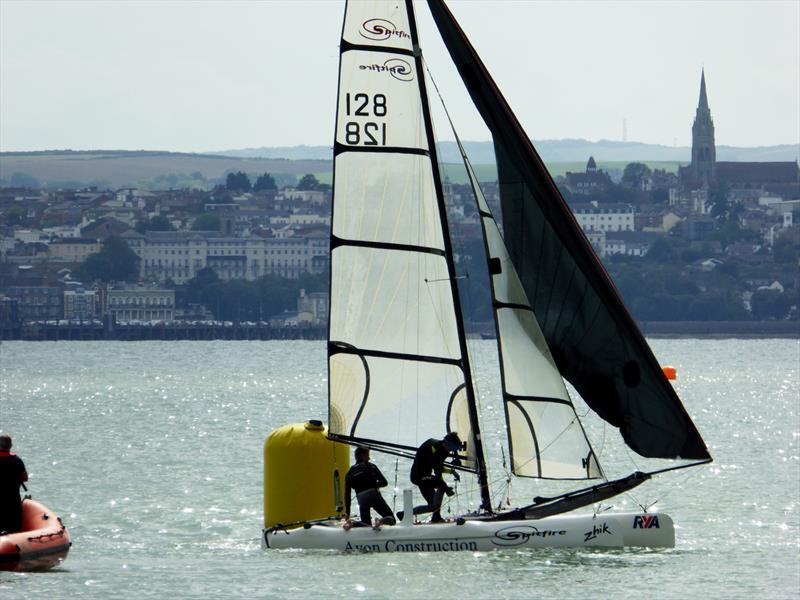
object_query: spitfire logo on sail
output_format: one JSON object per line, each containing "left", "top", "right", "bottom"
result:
{"left": 633, "top": 515, "right": 660, "bottom": 529}
{"left": 358, "top": 58, "right": 413, "bottom": 82}
{"left": 360, "top": 19, "right": 410, "bottom": 41}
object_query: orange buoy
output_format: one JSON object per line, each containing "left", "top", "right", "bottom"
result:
{"left": 662, "top": 366, "right": 677, "bottom": 380}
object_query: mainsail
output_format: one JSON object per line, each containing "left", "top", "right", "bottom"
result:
{"left": 427, "top": 0, "right": 710, "bottom": 461}
{"left": 328, "top": 0, "right": 492, "bottom": 508}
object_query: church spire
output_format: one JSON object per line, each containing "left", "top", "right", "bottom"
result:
{"left": 698, "top": 69, "right": 709, "bottom": 111}
{"left": 690, "top": 68, "right": 715, "bottom": 184}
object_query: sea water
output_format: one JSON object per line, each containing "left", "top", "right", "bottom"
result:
{"left": 0, "top": 339, "right": 798, "bottom": 599}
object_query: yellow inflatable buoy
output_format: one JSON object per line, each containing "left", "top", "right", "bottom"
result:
{"left": 263, "top": 420, "right": 349, "bottom": 529}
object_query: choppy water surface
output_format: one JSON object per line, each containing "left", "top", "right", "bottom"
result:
{"left": 0, "top": 339, "right": 798, "bottom": 599}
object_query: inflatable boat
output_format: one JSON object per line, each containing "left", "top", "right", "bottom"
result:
{"left": 0, "top": 498, "right": 71, "bottom": 571}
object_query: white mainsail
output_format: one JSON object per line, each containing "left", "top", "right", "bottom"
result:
{"left": 328, "top": 0, "right": 479, "bottom": 474}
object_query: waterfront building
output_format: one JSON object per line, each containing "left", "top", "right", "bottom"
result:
{"left": 107, "top": 284, "right": 175, "bottom": 323}
{"left": 297, "top": 288, "right": 328, "bottom": 325}
{"left": 63, "top": 288, "right": 98, "bottom": 320}
{"left": 5, "top": 285, "right": 62, "bottom": 320}
{"left": 0, "top": 296, "right": 20, "bottom": 325}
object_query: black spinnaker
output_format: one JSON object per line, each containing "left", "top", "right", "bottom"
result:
{"left": 427, "top": 0, "right": 710, "bottom": 461}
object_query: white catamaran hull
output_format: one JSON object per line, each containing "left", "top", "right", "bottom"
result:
{"left": 263, "top": 512, "right": 674, "bottom": 552}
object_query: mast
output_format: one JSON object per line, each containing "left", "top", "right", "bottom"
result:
{"left": 405, "top": 0, "right": 492, "bottom": 512}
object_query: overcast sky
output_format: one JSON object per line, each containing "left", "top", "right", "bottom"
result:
{"left": 1, "top": 0, "right": 798, "bottom": 153}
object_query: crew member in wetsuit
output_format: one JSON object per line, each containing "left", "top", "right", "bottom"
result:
{"left": 344, "top": 446, "right": 396, "bottom": 527}
{"left": 0, "top": 434, "right": 28, "bottom": 534}
{"left": 405, "top": 432, "right": 462, "bottom": 523}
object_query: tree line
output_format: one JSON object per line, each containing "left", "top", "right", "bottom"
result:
{"left": 179, "top": 268, "right": 326, "bottom": 322}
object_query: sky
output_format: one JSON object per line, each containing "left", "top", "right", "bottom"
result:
{"left": 1, "top": 0, "right": 798, "bottom": 153}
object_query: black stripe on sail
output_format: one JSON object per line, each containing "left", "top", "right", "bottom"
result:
{"left": 342, "top": 342, "right": 371, "bottom": 439}
{"left": 504, "top": 392, "right": 574, "bottom": 408}
{"left": 330, "top": 234, "right": 446, "bottom": 257}
{"left": 333, "top": 142, "right": 429, "bottom": 157}
{"left": 329, "top": 340, "right": 462, "bottom": 367}
{"left": 340, "top": 39, "right": 415, "bottom": 58}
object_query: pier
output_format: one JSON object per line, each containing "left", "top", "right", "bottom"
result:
{"left": 0, "top": 322, "right": 326, "bottom": 341}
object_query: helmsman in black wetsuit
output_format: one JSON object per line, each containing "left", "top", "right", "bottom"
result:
{"left": 407, "top": 432, "right": 462, "bottom": 523}
{"left": 344, "top": 447, "right": 396, "bottom": 526}
{"left": 0, "top": 434, "right": 28, "bottom": 534}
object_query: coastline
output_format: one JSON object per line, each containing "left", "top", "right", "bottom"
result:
{"left": 1, "top": 320, "right": 797, "bottom": 341}
{"left": 638, "top": 320, "right": 800, "bottom": 338}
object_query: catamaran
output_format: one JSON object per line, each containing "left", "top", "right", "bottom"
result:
{"left": 262, "top": 0, "right": 711, "bottom": 552}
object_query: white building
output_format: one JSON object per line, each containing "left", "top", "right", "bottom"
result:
{"left": 269, "top": 213, "right": 331, "bottom": 227}
{"left": 107, "top": 285, "right": 175, "bottom": 323}
{"left": 571, "top": 203, "right": 634, "bottom": 233}
{"left": 278, "top": 189, "right": 327, "bottom": 205}
{"left": 604, "top": 231, "right": 658, "bottom": 257}
{"left": 121, "top": 229, "right": 329, "bottom": 284}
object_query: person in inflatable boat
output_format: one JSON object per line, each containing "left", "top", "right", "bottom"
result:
{"left": 400, "top": 432, "right": 462, "bottom": 524}
{"left": 344, "top": 446, "right": 396, "bottom": 528}
{"left": 0, "top": 434, "right": 28, "bottom": 534}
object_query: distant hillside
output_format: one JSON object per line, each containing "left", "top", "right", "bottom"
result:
{"left": 211, "top": 139, "right": 800, "bottom": 164}
{"left": 2, "top": 139, "right": 797, "bottom": 190}
{"left": 0, "top": 151, "right": 331, "bottom": 190}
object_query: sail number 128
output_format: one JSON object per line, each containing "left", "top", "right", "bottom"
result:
{"left": 344, "top": 93, "right": 387, "bottom": 146}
